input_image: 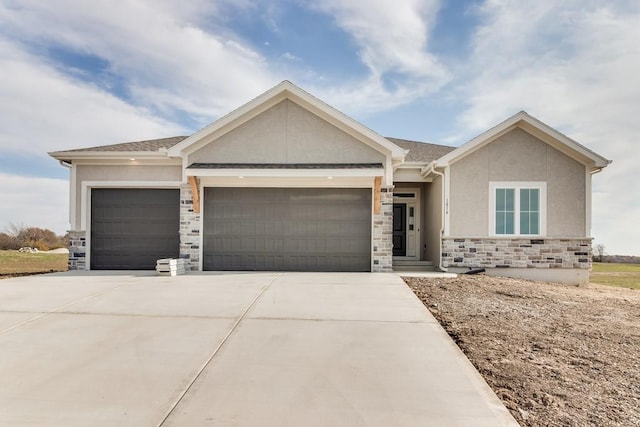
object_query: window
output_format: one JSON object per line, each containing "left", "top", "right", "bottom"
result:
{"left": 490, "top": 182, "right": 546, "bottom": 236}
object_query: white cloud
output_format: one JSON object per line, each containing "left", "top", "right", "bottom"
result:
{"left": 0, "top": 0, "right": 279, "bottom": 122}
{"left": 308, "top": 0, "right": 449, "bottom": 113}
{"left": 458, "top": 0, "right": 640, "bottom": 255}
{"left": 0, "top": 173, "right": 69, "bottom": 234}
{"left": 0, "top": 39, "right": 183, "bottom": 156}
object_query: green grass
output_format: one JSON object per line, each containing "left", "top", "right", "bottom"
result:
{"left": 591, "top": 262, "right": 640, "bottom": 289}
{"left": 0, "top": 250, "right": 68, "bottom": 275}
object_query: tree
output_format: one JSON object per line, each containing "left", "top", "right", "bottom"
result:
{"left": 1, "top": 222, "right": 67, "bottom": 251}
{"left": 0, "top": 232, "right": 20, "bottom": 250}
{"left": 594, "top": 243, "right": 606, "bottom": 262}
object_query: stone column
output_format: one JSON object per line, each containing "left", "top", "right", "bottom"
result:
{"left": 68, "top": 230, "right": 86, "bottom": 270}
{"left": 179, "top": 184, "right": 201, "bottom": 271}
{"left": 372, "top": 186, "right": 394, "bottom": 272}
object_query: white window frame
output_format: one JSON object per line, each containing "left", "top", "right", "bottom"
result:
{"left": 489, "top": 182, "right": 547, "bottom": 237}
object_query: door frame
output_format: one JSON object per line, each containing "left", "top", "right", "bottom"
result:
{"left": 393, "top": 188, "right": 421, "bottom": 260}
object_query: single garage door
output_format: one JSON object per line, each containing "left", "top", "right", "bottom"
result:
{"left": 90, "top": 188, "right": 180, "bottom": 270}
{"left": 203, "top": 188, "right": 371, "bottom": 271}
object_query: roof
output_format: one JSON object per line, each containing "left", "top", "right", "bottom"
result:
{"left": 188, "top": 163, "right": 384, "bottom": 169}
{"left": 386, "top": 138, "right": 456, "bottom": 163}
{"left": 50, "top": 135, "right": 452, "bottom": 164}
{"left": 53, "top": 136, "right": 188, "bottom": 153}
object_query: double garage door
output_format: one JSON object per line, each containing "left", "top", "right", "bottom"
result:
{"left": 203, "top": 188, "right": 372, "bottom": 271}
{"left": 90, "top": 187, "right": 371, "bottom": 271}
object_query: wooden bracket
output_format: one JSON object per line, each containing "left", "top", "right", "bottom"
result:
{"left": 374, "top": 177, "right": 382, "bottom": 214}
{"left": 188, "top": 176, "right": 200, "bottom": 213}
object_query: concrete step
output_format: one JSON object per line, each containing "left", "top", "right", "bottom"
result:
{"left": 392, "top": 260, "right": 436, "bottom": 272}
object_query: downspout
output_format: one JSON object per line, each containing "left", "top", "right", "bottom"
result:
{"left": 58, "top": 160, "right": 72, "bottom": 169}
{"left": 422, "top": 162, "right": 448, "bottom": 272}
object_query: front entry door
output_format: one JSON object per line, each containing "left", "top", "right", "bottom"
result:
{"left": 393, "top": 203, "right": 406, "bottom": 256}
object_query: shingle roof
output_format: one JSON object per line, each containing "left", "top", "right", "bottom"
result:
{"left": 53, "top": 135, "right": 456, "bottom": 163}
{"left": 57, "top": 136, "right": 189, "bottom": 153}
{"left": 188, "top": 163, "right": 383, "bottom": 169}
{"left": 386, "top": 138, "right": 457, "bottom": 163}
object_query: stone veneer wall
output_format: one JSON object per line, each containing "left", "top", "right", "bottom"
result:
{"left": 179, "top": 183, "right": 201, "bottom": 271}
{"left": 68, "top": 230, "right": 86, "bottom": 270}
{"left": 372, "top": 186, "right": 394, "bottom": 272}
{"left": 442, "top": 238, "right": 592, "bottom": 269}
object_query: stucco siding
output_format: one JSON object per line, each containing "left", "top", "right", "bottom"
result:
{"left": 487, "top": 129, "right": 548, "bottom": 181}
{"left": 547, "top": 146, "right": 586, "bottom": 236}
{"left": 449, "top": 127, "right": 586, "bottom": 237}
{"left": 189, "top": 100, "right": 385, "bottom": 165}
{"left": 74, "top": 165, "right": 182, "bottom": 229}
{"left": 450, "top": 146, "right": 489, "bottom": 236}
{"left": 189, "top": 101, "right": 288, "bottom": 164}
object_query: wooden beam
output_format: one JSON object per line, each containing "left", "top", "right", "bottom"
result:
{"left": 374, "top": 177, "right": 382, "bottom": 214}
{"left": 188, "top": 176, "right": 200, "bottom": 213}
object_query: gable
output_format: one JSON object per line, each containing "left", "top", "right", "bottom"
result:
{"left": 449, "top": 127, "right": 587, "bottom": 237}
{"left": 435, "top": 111, "right": 610, "bottom": 172}
{"left": 188, "top": 99, "right": 385, "bottom": 165}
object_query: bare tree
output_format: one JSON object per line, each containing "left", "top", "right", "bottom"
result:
{"left": 6, "top": 222, "right": 25, "bottom": 238}
{"left": 594, "top": 243, "right": 606, "bottom": 262}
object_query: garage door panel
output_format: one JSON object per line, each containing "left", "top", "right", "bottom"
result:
{"left": 203, "top": 188, "right": 371, "bottom": 271}
{"left": 91, "top": 189, "right": 179, "bottom": 270}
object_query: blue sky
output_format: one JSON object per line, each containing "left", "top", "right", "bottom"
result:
{"left": 0, "top": 0, "right": 638, "bottom": 255}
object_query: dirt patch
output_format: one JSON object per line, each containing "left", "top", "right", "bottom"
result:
{"left": 405, "top": 275, "right": 640, "bottom": 426}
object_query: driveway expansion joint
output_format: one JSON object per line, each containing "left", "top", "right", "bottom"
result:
{"left": 156, "top": 273, "right": 282, "bottom": 427}
{"left": 0, "top": 282, "right": 129, "bottom": 336}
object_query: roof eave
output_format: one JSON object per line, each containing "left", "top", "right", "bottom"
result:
{"left": 48, "top": 151, "right": 170, "bottom": 161}
{"left": 396, "top": 161, "right": 431, "bottom": 168}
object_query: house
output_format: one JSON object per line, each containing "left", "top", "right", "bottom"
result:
{"left": 49, "top": 81, "right": 610, "bottom": 285}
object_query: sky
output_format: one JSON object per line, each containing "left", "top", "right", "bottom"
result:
{"left": 0, "top": 0, "right": 638, "bottom": 255}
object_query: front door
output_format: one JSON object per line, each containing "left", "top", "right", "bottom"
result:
{"left": 393, "top": 203, "right": 406, "bottom": 256}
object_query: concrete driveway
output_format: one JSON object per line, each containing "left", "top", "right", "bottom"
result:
{"left": 0, "top": 272, "right": 517, "bottom": 426}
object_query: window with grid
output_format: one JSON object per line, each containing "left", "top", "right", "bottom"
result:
{"left": 490, "top": 183, "right": 545, "bottom": 236}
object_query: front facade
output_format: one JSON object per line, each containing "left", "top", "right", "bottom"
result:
{"left": 51, "top": 81, "right": 610, "bottom": 284}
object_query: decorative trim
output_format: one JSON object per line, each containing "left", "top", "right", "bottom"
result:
{"left": 188, "top": 176, "right": 200, "bottom": 213}
{"left": 374, "top": 177, "right": 381, "bottom": 214}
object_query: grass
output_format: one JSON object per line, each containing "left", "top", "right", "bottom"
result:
{"left": 591, "top": 262, "right": 640, "bottom": 289}
{"left": 0, "top": 250, "right": 68, "bottom": 276}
